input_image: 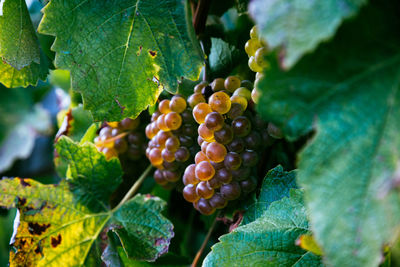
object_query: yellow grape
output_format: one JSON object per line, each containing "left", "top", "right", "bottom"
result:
{"left": 230, "top": 95, "right": 248, "bottom": 110}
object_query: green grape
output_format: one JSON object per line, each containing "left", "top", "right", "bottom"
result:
{"left": 170, "top": 95, "right": 187, "bottom": 113}
{"left": 220, "top": 182, "right": 241, "bottom": 200}
{"left": 154, "top": 169, "right": 168, "bottom": 185}
{"left": 195, "top": 151, "right": 209, "bottom": 164}
{"left": 183, "top": 184, "right": 200, "bottom": 202}
{"left": 233, "top": 87, "right": 251, "bottom": 101}
{"left": 159, "top": 99, "right": 171, "bottom": 114}
{"left": 254, "top": 47, "right": 269, "bottom": 68}
{"left": 183, "top": 164, "right": 199, "bottom": 185}
{"left": 196, "top": 198, "right": 215, "bottom": 215}
{"left": 209, "top": 92, "right": 231, "bottom": 114}
{"left": 249, "top": 25, "right": 258, "bottom": 39}
{"left": 165, "top": 112, "right": 182, "bottom": 130}
{"left": 224, "top": 76, "right": 241, "bottom": 93}
{"left": 248, "top": 56, "right": 264, "bottom": 72}
{"left": 244, "top": 39, "right": 262, "bottom": 56}
{"left": 214, "top": 168, "right": 232, "bottom": 184}
{"left": 175, "top": 147, "right": 190, "bottom": 162}
{"left": 148, "top": 148, "right": 163, "bottom": 166}
{"left": 165, "top": 136, "right": 180, "bottom": 152}
{"left": 205, "top": 112, "right": 224, "bottom": 131}
{"left": 224, "top": 152, "right": 242, "bottom": 170}
{"left": 209, "top": 193, "right": 227, "bottom": 209}
{"left": 211, "top": 78, "right": 225, "bottom": 92}
{"left": 194, "top": 81, "right": 209, "bottom": 93}
{"left": 251, "top": 88, "right": 260, "bottom": 103}
{"left": 230, "top": 95, "right": 248, "bottom": 111}
{"left": 206, "top": 142, "right": 227, "bottom": 163}
{"left": 114, "top": 138, "right": 128, "bottom": 153}
{"left": 195, "top": 161, "right": 215, "bottom": 181}
{"left": 161, "top": 148, "right": 175, "bottom": 162}
{"left": 198, "top": 123, "right": 214, "bottom": 141}
{"left": 193, "top": 103, "right": 212, "bottom": 124}
{"left": 232, "top": 116, "right": 251, "bottom": 137}
{"left": 188, "top": 93, "right": 206, "bottom": 108}
{"left": 196, "top": 181, "right": 214, "bottom": 199}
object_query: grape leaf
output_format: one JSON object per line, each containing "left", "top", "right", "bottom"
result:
{"left": 203, "top": 189, "right": 323, "bottom": 266}
{"left": 55, "top": 105, "right": 93, "bottom": 143}
{"left": 55, "top": 136, "right": 123, "bottom": 212}
{"left": 242, "top": 165, "right": 297, "bottom": 225}
{"left": 0, "top": 86, "right": 52, "bottom": 172}
{"left": 209, "top": 38, "right": 240, "bottom": 78}
{"left": 249, "top": 0, "right": 366, "bottom": 69}
{"left": 0, "top": 0, "right": 49, "bottom": 87}
{"left": 0, "top": 177, "right": 174, "bottom": 266}
{"left": 38, "top": 0, "right": 204, "bottom": 121}
{"left": 257, "top": 1, "right": 400, "bottom": 266}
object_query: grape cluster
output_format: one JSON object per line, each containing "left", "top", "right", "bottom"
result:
{"left": 94, "top": 118, "right": 146, "bottom": 160}
{"left": 244, "top": 26, "right": 268, "bottom": 104}
{"left": 145, "top": 96, "right": 198, "bottom": 188}
{"left": 182, "top": 76, "right": 267, "bottom": 215}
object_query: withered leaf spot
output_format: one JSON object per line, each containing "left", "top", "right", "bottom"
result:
{"left": 51, "top": 234, "right": 62, "bottom": 248}
{"left": 28, "top": 222, "right": 50, "bottom": 235}
{"left": 149, "top": 50, "right": 157, "bottom": 57}
{"left": 17, "top": 197, "right": 27, "bottom": 206}
{"left": 19, "top": 178, "right": 31, "bottom": 187}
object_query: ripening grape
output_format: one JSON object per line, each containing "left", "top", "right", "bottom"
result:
{"left": 251, "top": 88, "right": 260, "bottom": 103}
{"left": 163, "top": 170, "right": 180, "bottom": 182}
{"left": 165, "top": 112, "right": 182, "bottom": 130}
{"left": 193, "top": 103, "right": 212, "bottom": 124}
{"left": 230, "top": 95, "right": 248, "bottom": 110}
{"left": 209, "top": 193, "right": 227, "bottom": 209}
{"left": 154, "top": 169, "right": 167, "bottom": 185}
{"left": 209, "top": 91, "right": 231, "bottom": 114}
{"left": 231, "top": 167, "right": 251, "bottom": 181}
{"left": 156, "top": 114, "right": 169, "bottom": 131}
{"left": 188, "top": 93, "right": 206, "bottom": 108}
{"left": 194, "top": 81, "right": 209, "bottom": 93}
{"left": 183, "top": 184, "right": 200, "bottom": 202}
{"left": 233, "top": 87, "right": 251, "bottom": 100}
{"left": 156, "top": 131, "right": 172, "bottom": 147}
{"left": 197, "top": 136, "right": 204, "bottom": 146}
{"left": 128, "top": 132, "right": 144, "bottom": 146}
{"left": 227, "top": 103, "right": 244, "bottom": 120}
{"left": 244, "top": 131, "right": 261, "bottom": 150}
{"left": 181, "top": 110, "right": 195, "bottom": 124}
{"left": 201, "top": 141, "right": 210, "bottom": 153}
{"left": 149, "top": 148, "right": 163, "bottom": 165}
{"left": 244, "top": 39, "right": 262, "bottom": 56}
{"left": 170, "top": 95, "right": 187, "bottom": 113}
{"left": 195, "top": 151, "right": 209, "bottom": 164}
{"left": 162, "top": 148, "right": 175, "bottom": 162}
{"left": 254, "top": 47, "right": 269, "bottom": 68}
{"left": 205, "top": 112, "right": 224, "bottom": 131}
{"left": 227, "top": 137, "right": 245, "bottom": 153}
{"left": 159, "top": 99, "right": 171, "bottom": 114}
{"left": 240, "top": 80, "right": 253, "bottom": 90}
{"left": 240, "top": 176, "right": 257, "bottom": 194}
{"left": 248, "top": 56, "right": 264, "bottom": 72}
{"left": 165, "top": 136, "right": 180, "bottom": 151}
{"left": 224, "top": 76, "right": 241, "bottom": 93}
{"left": 214, "top": 124, "right": 234, "bottom": 145}
{"left": 114, "top": 138, "right": 128, "bottom": 153}
{"left": 196, "top": 198, "right": 215, "bottom": 215}
{"left": 210, "top": 161, "right": 225, "bottom": 170}
{"left": 220, "top": 182, "right": 241, "bottom": 200}
{"left": 211, "top": 78, "right": 225, "bottom": 92}
{"left": 195, "top": 161, "right": 215, "bottom": 181}
{"left": 120, "top": 118, "right": 139, "bottom": 131}
{"left": 151, "top": 110, "right": 161, "bottom": 122}
{"left": 249, "top": 25, "right": 258, "bottom": 39}
{"left": 175, "top": 147, "right": 190, "bottom": 162}
{"left": 196, "top": 181, "right": 214, "bottom": 199}
{"left": 214, "top": 168, "right": 232, "bottom": 184}
{"left": 232, "top": 116, "right": 251, "bottom": 137}
{"left": 207, "top": 176, "right": 222, "bottom": 189}
{"left": 183, "top": 164, "right": 199, "bottom": 185}
{"left": 206, "top": 142, "right": 227, "bottom": 163}
{"left": 224, "top": 152, "right": 242, "bottom": 170}
{"left": 198, "top": 123, "right": 214, "bottom": 141}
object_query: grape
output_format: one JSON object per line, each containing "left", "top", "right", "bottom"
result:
{"left": 232, "top": 116, "right": 251, "bottom": 137}
{"left": 224, "top": 152, "right": 242, "bottom": 170}
{"left": 163, "top": 160, "right": 180, "bottom": 171}
{"left": 111, "top": 128, "right": 121, "bottom": 137}
{"left": 209, "top": 92, "right": 231, "bottom": 114}
{"left": 99, "top": 127, "right": 112, "bottom": 138}
{"left": 240, "top": 80, "right": 253, "bottom": 90}
{"left": 230, "top": 95, "right": 248, "bottom": 110}
{"left": 151, "top": 110, "right": 161, "bottom": 122}
{"left": 183, "top": 184, "right": 200, "bottom": 202}
{"left": 251, "top": 88, "right": 260, "bottom": 104}
{"left": 227, "top": 138, "right": 245, "bottom": 153}
{"left": 163, "top": 170, "right": 180, "bottom": 182}
{"left": 154, "top": 169, "right": 167, "bottom": 185}
{"left": 151, "top": 122, "right": 160, "bottom": 136}
{"left": 233, "top": 87, "right": 251, "bottom": 101}
{"left": 209, "top": 193, "right": 227, "bottom": 209}
{"left": 182, "top": 124, "right": 197, "bottom": 137}
{"left": 128, "top": 132, "right": 144, "bottom": 146}
{"left": 169, "top": 95, "right": 187, "bottom": 113}
{"left": 211, "top": 78, "right": 225, "bottom": 92}
{"left": 188, "top": 93, "right": 206, "bottom": 108}
{"left": 207, "top": 176, "right": 222, "bottom": 189}
{"left": 244, "top": 131, "right": 261, "bottom": 150}
{"left": 178, "top": 135, "right": 193, "bottom": 147}
{"left": 120, "top": 118, "right": 139, "bottom": 131}
{"left": 214, "top": 168, "right": 232, "bottom": 184}
{"left": 195, "top": 151, "right": 209, "bottom": 164}
{"left": 250, "top": 25, "right": 258, "bottom": 39}
{"left": 241, "top": 150, "right": 259, "bottom": 167}
{"left": 183, "top": 164, "right": 199, "bottom": 185}
{"left": 244, "top": 39, "right": 262, "bottom": 56}
{"left": 181, "top": 110, "right": 195, "bottom": 124}
{"left": 240, "top": 176, "right": 257, "bottom": 194}
{"left": 165, "top": 136, "right": 180, "bottom": 152}
{"left": 193, "top": 103, "right": 212, "bottom": 124}
{"left": 198, "top": 123, "right": 214, "bottom": 141}
{"left": 161, "top": 148, "right": 175, "bottom": 162}
{"left": 155, "top": 130, "right": 172, "bottom": 147}
{"left": 194, "top": 81, "right": 209, "bottom": 93}
{"left": 196, "top": 181, "right": 214, "bottom": 199}
{"left": 159, "top": 99, "right": 171, "bottom": 114}
{"left": 224, "top": 76, "right": 241, "bottom": 93}
{"left": 254, "top": 47, "right": 269, "bottom": 68}
{"left": 202, "top": 85, "right": 213, "bottom": 99}
{"left": 197, "top": 136, "right": 204, "bottom": 146}
{"left": 231, "top": 167, "right": 251, "bottom": 181}
{"left": 196, "top": 198, "right": 215, "bottom": 215}
{"left": 201, "top": 141, "right": 210, "bottom": 153}
{"left": 214, "top": 124, "right": 234, "bottom": 144}
{"left": 149, "top": 148, "right": 163, "bottom": 165}
{"left": 114, "top": 138, "right": 128, "bottom": 153}
{"left": 165, "top": 112, "right": 182, "bottom": 130}
{"left": 248, "top": 56, "right": 264, "bottom": 72}
{"left": 175, "top": 147, "right": 190, "bottom": 162}
{"left": 195, "top": 161, "right": 215, "bottom": 181}
{"left": 227, "top": 103, "right": 244, "bottom": 120}
{"left": 206, "top": 142, "right": 227, "bottom": 163}
{"left": 103, "top": 147, "right": 118, "bottom": 159}
{"left": 267, "top": 123, "right": 283, "bottom": 139}
{"left": 156, "top": 114, "right": 169, "bottom": 131}
{"left": 220, "top": 182, "right": 241, "bottom": 200}
{"left": 211, "top": 161, "right": 225, "bottom": 170}
{"left": 205, "top": 112, "right": 224, "bottom": 131}
{"left": 129, "top": 146, "right": 143, "bottom": 160}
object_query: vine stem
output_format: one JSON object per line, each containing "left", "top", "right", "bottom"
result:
{"left": 191, "top": 211, "right": 220, "bottom": 267}
{"left": 112, "top": 164, "right": 153, "bottom": 212}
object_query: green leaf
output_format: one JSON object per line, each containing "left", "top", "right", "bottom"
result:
{"left": 55, "top": 136, "right": 123, "bottom": 212}
{"left": 209, "top": 38, "right": 240, "bottom": 78}
{"left": 0, "top": 0, "right": 40, "bottom": 69}
{"left": 257, "top": 1, "right": 400, "bottom": 266}
{"left": 0, "top": 86, "right": 52, "bottom": 172}
{"left": 249, "top": 0, "right": 366, "bottom": 69}
{"left": 242, "top": 165, "right": 297, "bottom": 225}
{"left": 0, "top": 177, "right": 174, "bottom": 266}
{"left": 203, "top": 189, "right": 323, "bottom": 266}
{"left": 56, "top": 105, "right": 93, "bottom": 143}
{"left": 38, "top": 0, "right": 204, "bottom": 121}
